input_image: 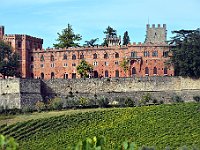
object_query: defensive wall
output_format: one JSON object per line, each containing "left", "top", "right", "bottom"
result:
{"left": 0, "top": 77, "right": 200, "bottom": 109}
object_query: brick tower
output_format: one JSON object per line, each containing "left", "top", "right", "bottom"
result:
{"left": 145, "top": 24, "right": 167, "bottom": 44}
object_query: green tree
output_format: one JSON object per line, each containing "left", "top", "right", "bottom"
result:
{"left": 0, "top": 134, "right": 19, "bottom": 150}
{"left": 169, "top": 29, "right": 200, "bottom": 77}
{"left": 0, "top": 40, "right": 20, "bottom": 78}
{"left": 102, "top": 26, "right": 117, "bottom": 46}
{"left": 53, "top": 24, "right": 82, "bottom": 48}
{"left": 84, "top": 38, "right": 99, "bottom": 47}
{"left": 120, "top": 58, "right": 129, "bottom": 77}
{"left": 77, "top": 60, "right": 93, "bottom": 78}
{"left": 123, "top": 31, "right": 130, "bottom": 45}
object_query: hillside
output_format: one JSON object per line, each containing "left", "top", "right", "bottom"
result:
{"left": 0, "top": 103, "right": 200, "bottom": 149}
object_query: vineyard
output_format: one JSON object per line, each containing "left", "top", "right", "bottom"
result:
{"left": 0, "top": 103, "right": 200, "bottom": 149}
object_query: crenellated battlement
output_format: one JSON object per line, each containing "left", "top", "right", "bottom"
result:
{"left": 146, "top": 24, "right": 166, "bottom": 29}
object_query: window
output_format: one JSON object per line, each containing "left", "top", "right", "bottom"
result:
{"left": 30, "top": 56, "right": 34, "bottom": 62}
{"left": 152, "top": 51, "right": 158, "bottom": 57}
{"left": 144, "top": 51, "right": 150, "bottom": 57}
{"left": 72, "top": 63, "right": 76, "bottom": 67}
{"left": 153, "top": 67, "right": 157, "bottom": 75}
{"left": 63, "top": 54, "right": 67, "bottom": 60}
{"left": 72, "top": 54, "right": 76, "bottom": 60}
{"left": 104, "top": 53, "right": 108, "bottom": 59}
{"left": 115, "top": 70, "right": 119, "bottom": 77}
{"left": 63, "top": 73, "right": 68, "bottom": 79}
{"left": 63, "top": 63, "right": 67, "bottom": 67}
{"left": 115, "top": 61, "right": 119, "bottom": 65}
{"left": 30, "top": 64, "right": 34, "bottom": 69}
{"left": 51, "top": 63, "right": 55, "bottom": 68}
{"left": 18, "top": 41, "right": 22, "bottom": 48}
{"left": 93, "top": 62, "right": 98, "bottom": 66}
{"left": 50, "top": 55, "right": 54, "bottom": 61}
{"left": 93, "top": 53, "right": 97, "bottom": 59}
{"left": 131, "top": 52, "right": 137, "bottom": 58}
{"left": 31, "top": 73, "right": 34, "bottom": 79}
{"left": 40, "top": 64, "right": 44, "bottom": 68}
{"left": 105, "top": 70, "right": 109, "bottom": 77}
{"left": 164, "top": 68, "right": 168, "bottom": 75}
{"left": 163, "top": 51, "right": 169, "bottom": 58}
{"left": 40, "top": 55, "right": 44, "bottom": 62}
{"left": 72, "top": 73, "right": 76, "bottom": 79}
{"left": 145, "top": 67, "right": 149, "bottom": 75}
{"left": 51, "top": 72, "right": 55, "bottom": 79}
{"left": 105, "top": 62, "right": 109, "bottom": 66}
{"left": 132, "top": 67, "right": 136, "bottom": 75}
{"left": 115, "top": 53, "right": 119, "bottom": 58}
{"left": 41, "top": 72, "right": 44, "bottom": 79}
{"left": 80, "top": 53, "right": 84, "bottom": 59}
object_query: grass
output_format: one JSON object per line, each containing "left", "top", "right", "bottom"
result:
{"left": 0, "top": 103, "right": 200, "bottom": 150}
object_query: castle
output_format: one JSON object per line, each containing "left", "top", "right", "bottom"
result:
{"left": 0, "top": 24, "right": 174, "bottom": 80}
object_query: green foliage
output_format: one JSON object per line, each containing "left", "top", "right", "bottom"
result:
{"left": 120, "top": 58, "right": 129, "bottom": 76}
{"left": 193, "top": 96, "right": 200, "bottom": 102}
{"left": 0, "top": 41, "right": 20, "bottom": 78}
{"left": 124, "top": 97, "right": 135, "bottom": 107}
{"left": 79, "top": 97, "right": 89, "bottom": 106}
{"left": 0, "top": 134, "right": 19, "bottom": 150}
{"left": 123, "top": 31, "right": 130, "bottom": 46}
{"left": 1, "top": 103, "right": 200, "bottom": 150}
{"left": 102, "top": 26, "right": 117, "bottom": 46}
{"left": 170, "top": 29, "right": 200, "bottom": 77}
{"left": 48, "top": 97, "right": 63, "bottom": 110}
{"left": 97, "top": 97, "right": 109, "bottom": 108}
{"left": 139, "top": 93, "right": 152, "bottom": 105}
{"left": 171, "top": 95, "right": 183, "bottom": 103}
{"left": 53, "top": 24, "right": 82, "bottom": 48}
{"left": 35, "top": 101, "right": 46, "bottom": 112}
{"left": 77, "top": 60, "right": 93, "bottom": 78}
{"left": 84, "top": 38, "right": 99, "bottom": 47}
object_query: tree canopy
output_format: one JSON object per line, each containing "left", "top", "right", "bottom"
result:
{"left": 84, "top": 38, "right": 99, "bottom": 47}
{"left": 102, "top": 26, "right": 117, "bottom": 46}
{"left": 0, "top": 40, "right": 20, "bottom": 78}
{"left": 123, "top": 31, "right": 130, "bottom": 45}
{"left": 169, "top": 29, "right": 200, "bottom": 78}
{"left": 53, "top": 24, "right": 82, "bottom": 48}
{"left": 76, "top": 60, "right": 93, "bottom": 78}
{"left": 120, "top": 58, "right": 129, "bottom": 77}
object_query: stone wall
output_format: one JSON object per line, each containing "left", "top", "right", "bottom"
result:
{"left": 42, "top": 77, "right": 200, "bottom": 104}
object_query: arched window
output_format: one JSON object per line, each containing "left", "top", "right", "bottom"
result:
{"left": 164, "top": 68, "right": 168, "bottom": 75}
{"left": 31, "top": 73, "right": 34, "bottom": 79}
{"left": 153, "top": 67, "right": 157, "bottom": 75}
{"left": 80, "top": 53, "right": 84, "bottom": 59}
{"left": 63, "top": 54, "right": 67, "bottom": 60}
{"left": 145, "top": 67, "right": 149, "bottom": 75}
{"left": 105, "top": 70, "right": 109, "bottom": 77}
{"left": 115, "top": 70, "right": 119, "bottom": 77}
{"left": 40, "top": 55, "right": 44, "bottom": 62}
{"left": 132, "top": 67, "right": 136, "bottom": 75}
{"left": 50, "top": 55, "right": 54, "bottom": 61}
{"left": 41, "top": 72, "right": 44, "bottom": 79}
{"left": 104, "top": 53, "right": 108, "bottom": 59}
{"left": 93, "top": 53, "right": 97, "bottom": 59}
{"left": 51, "top": 72, "right": 55, "bottom": 79}
{"left": 72, "top": 54, "right": 76, "bottom": 60}
{"left": 30, "top": 56, "right": 34, "bottom": 62}
{"left": 115, "top": 53, "right": 119, "bottom": 58}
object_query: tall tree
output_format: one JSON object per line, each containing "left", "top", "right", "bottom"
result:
{"left": 0, "top": 41, "right": 20, "bottom": 78}
{"left": 102, "top": 26, "right": 117, "bottom": 46}
{"left": 169, "top": 29, "right": 200, "bottom": 78}
{"left": 120, "top": 58, "right": 129, "bottom": 77}
{"left": 77, "top": 60, "right": 93, "bottom": 78}
{"left": 53, "top": 24, "right": 82, "bottom": 48}
{"left": 123, "top": 31, "right": 130, "bottom": 45}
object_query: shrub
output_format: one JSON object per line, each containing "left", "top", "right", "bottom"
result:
{"left": 0, "top": 134, "right": 19, "bottom": 150}
{"left": 97, "top": 97, "right": 109, "bottom": 108}
{"left": 193, "top": 96, "right": 200, "bottom": 102}
{"left": 21, "top": 106, "right": 34, "bottom": 113}
{"left": 124, "top": 97, "right": 135, "bottom": 107}
{"left": 48, "top": 97, "right": 63, "bottom": 110}
{"left": 171, "top": 95, "right": 183, "bottom": 103}
{"left": 152, "top": 99, "right": 158, "bottom": 104}
{"left": 35, "top": 101, "right": 46, "bottom": 112}
{"left": 79, "top": 97, "right": 89, "bottom": 106}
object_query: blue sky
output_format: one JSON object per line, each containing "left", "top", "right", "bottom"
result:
{"left": 0, "top": 0, "right": 199, "bottom": 48}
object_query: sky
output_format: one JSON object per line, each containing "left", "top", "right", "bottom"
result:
{"left": 0, "top": 0, "right": 200, "bottom": 48}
